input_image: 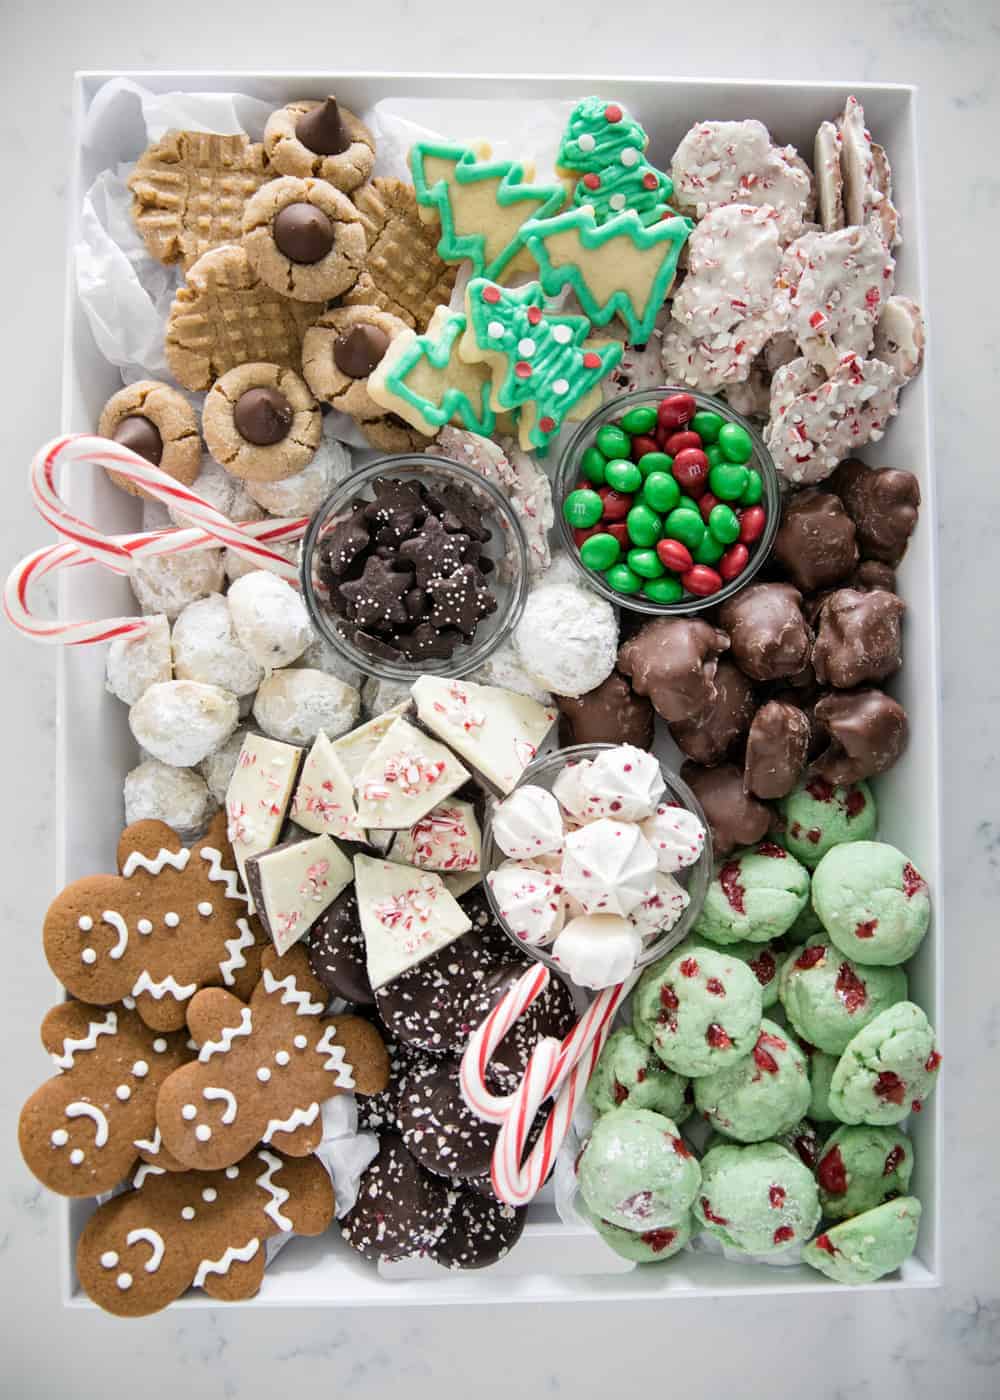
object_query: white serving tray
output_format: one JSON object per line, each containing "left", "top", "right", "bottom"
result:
{"left": 56, "top": 72, "right": 940, "bottom": 1306}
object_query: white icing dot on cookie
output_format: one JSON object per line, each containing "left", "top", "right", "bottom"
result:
{"left": 517, "top": 338, "right": 536, "bottom": 357}
{"left": 122, "top": 995, "right": 136, "bottom": 1009}
{"left": 181, "top": 1206, "right": 196, "bottom": 1221}
{"left": 70, "top": 1149, "right": 84, "bottom": 1165}
{"left": 553, "top": 378, "right": 570, "bottom": 395}
{"left": 116, "top": 1085, "right": 131, "bottom": 1102}
{"left": 274, "top": 1051, "right": 290, "bottom": 1067}
{"left": 621, "top": 146, "right": 640, "bottom": 167}
{"left": 117, "top": 1273, "right": 132, "bottom": 1291}
{"left": 77, "top": 916, "right": 93, "bottom": 932}
{"left": 81, "top": 949, "right": 97, "bottom": 965}
{"left": 578, "top": 133, "right": 596, "bottom": 153}
{"left": 610, "top": 193, "right": 626, "bottom": 210}
{"left": 257, "top": 1067, "right": 272, "bottom": 1083}
{"left": 137, "top": 919, "right": 153, "bottom": 935}
{"left": 488, "top": 320, "right": 504, "bottom": 339}
{"left": 293, "top": 1035, "right": 308, "bottom": 1049}
{"left": 202, "top": 1188, "right": 217, "bottom": 1203}
{"left": 152, "top": 1039, "right": 167, "bottom": 1054}
{"left": 51, "top": 1129, "right": 68, "bottom": 1147}
{"left": 226, "top": 1166, "right": 239, "bottom": 1179}
{"left": 132, "top": 1061, "right": 149, "bottom": 1078}
{"left": 182, "top": 1104, "right": 197, "bottom": 1121}
{"left": 164, "top": 912, "right": 180, "bottom": 928}
{"left": 553, "top": 325, "right": 572, "bottom": 345}
{"left": 197, "top": 902, "right": 213, "bottom": 917}
{"left": 100, "top": 1251, "right": 118, "bottom": 1269}
{"left": 195, "top": 1124, "right": 212, "bottom": 1142}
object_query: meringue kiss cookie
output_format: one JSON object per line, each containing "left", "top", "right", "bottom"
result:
{"left": 632, "top": 945, "right": 763, "bottom": 1078}
{"left": 803, "top": 1197, "right": 922, "bottom": 1285}
{"left": 577, "top": 1107, "right": 701, "bottom": 1232}
{"left": 551, "top": 760, "right": 595, "bottom": 823}
{"left": 628, "top": 873, "right": 690, "bottom": 942}
{"left": 693, "top": 1019, "right": 812, "bottom": 1143}
{"left": 561, "top": 819, "right": 657, "bottom": 917}
{"left": 811, "top": 842, "right": 930, "bottom": 966}
{"left": 694, "top": 1141, "right": 820, "bottom": 1255}
{"left": 828, "top": 1001, "right": 941, "bottom": 1125}
{"left": 576, "top": 745, "right": 666, "bottom": 821}
{"left": 486, "top": 860, "right": 566, "bottom": 947}
{"left": 551, "top": 914, "right": 642, "bottom": 990}
{"left": 640, "top": 803, "right": 707, "bottom": 874}
{"left": 490, "top": 785, "right": 565, "bottom": 860}
{"left": 693, "top": 844, "right": 809, "bottom": 945}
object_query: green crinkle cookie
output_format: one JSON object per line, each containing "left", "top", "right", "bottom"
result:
{"left": 816, "top": 1124, "right": 914, "bottom": 1221}
{"left": 692, "top": 845, "right": 809, "bottom": 945}
{"left": 672, "top": 932, "right": 785, "bottom": 1009}
{"left": 829, "top": 1001, "right": 941, "bottom": 1126}
{"left": 803, "top": 1197, "right": 922, "bottom": 1284}
{"left": 632, "top": 945, "right": 763, "bottom": 1079}
{"left": 586, "top": 1027, "right": 691, "bottom": 1122}
{"left": 777, "top": 778, "right": 876, "bottom": 869}
{"left": 811, "top": 841, "right": 931, "bottom": 966}
{"left": 579, "top": 1201, "right": 695, "bottom": 1264}
{"left": 693, "top": 1019, "right": 812, "bottom": 1143}
{"left": 577, "top": 1106, "right": 701, "bottom": 1232}
{"left": 693, "top": 1141, "right": 820, "bottom": 1255}
{"left": 806, "top": 1047, "right": 841, "bottom": 1123}
{"left": 778, "top": 937, "right": 908, "bottom": 1054}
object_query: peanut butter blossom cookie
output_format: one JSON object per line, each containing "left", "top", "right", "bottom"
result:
{"left": 586, "top": 1027, "right": 692, "bottom": 1122}
{"left": 693, "top": 1019, "right": 812, "bottom": 1142}
{"left": 803, "top": 1197, "right": 922, "bottom": 1284}
{"left": 577, "top": 1107, "right": 701, "bottom": 1231}
{"left": 816, "top": 1124, "right": 913, "bottom": 1221}
{"left": 632, "top": 945, "right": 763, "bottom": 1078}
{"left": 829, "top": 1001, "right": 941, "bottom": 1125}
{"left": 692, "top": 843, "right": 809, "bottom": 945}
{"left": 694, "top": 1141, "right": 820, "bottom": 1254}
{"left": 777, "top": 777, "right": 877, "bottom": 868}
{"left": 778, "top": 938, "right": 908, "bottom": 1053}
{"left": 811, "top": 841, "right": 931, "bottom": 966}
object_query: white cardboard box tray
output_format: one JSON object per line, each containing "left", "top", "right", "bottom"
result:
{"left": 56, "top": 72, "right": 941, "bottom": 1306}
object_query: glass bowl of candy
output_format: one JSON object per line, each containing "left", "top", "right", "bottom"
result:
{"left": 300, "top": 454, "right": 530, "bottom": 682}
{"left": 481, "top": 742, "right": 714, "bottom": 991}
{"left": 555, "top": 387, "right": 781, "bottom": 614}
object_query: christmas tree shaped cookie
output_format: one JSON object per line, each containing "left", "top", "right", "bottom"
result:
{"left": 410, "top": 141, "right": 566, "bottom": 280}
{"left": 557, "top": 96, "right": 675, "bottom": 226}
{"left": 368, "top": 304, "right": 497, "bottom": 437}
{"left": 459, "top": 278, "right": 622, "bottom": 453}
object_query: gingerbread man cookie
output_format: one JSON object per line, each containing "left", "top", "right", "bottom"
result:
{"left": 18, "top": 1001, "right": 191, "bottom": 1197}
{"left": 264, "top": 96, "right": 375, "bottom": 193}
{"left": 76, "top": 1147, "right": 334, "bottom": 1317}
{"left": 43, "top": 811, "right": 265, "bottom": 1032}
{"left": 156, "top": 945, "right": 389, "bottom": 1170}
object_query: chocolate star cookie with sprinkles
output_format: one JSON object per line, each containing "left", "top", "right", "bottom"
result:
{"left": 339, "top": 555, "right": 413, "bottom": 631}
{"left": 426, "top": 564, "right": 498, "bottom": 636}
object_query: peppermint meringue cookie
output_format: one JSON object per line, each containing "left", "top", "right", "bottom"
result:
{"left": 491, "top": 785, "right": 565, "bottom": 861}
{"left": 628, "top": 873, "right": 690, "bottom": 942}
{"left": 552, "top": 914, "right": 643, "bottom": 990}
{"left": 641, "top": 803, "right": 708, "bottom": 873}
{"left": 577, "top": 744, "right": 666, "bottom": 821}
{"left": 561, "top": 819, "right": 658, "bottom": 918}
{"left": 552, "top": 760, "right": 596, "bottom": 822}
{"left": 487, "top": 860, "right": 566, "bottom": 947}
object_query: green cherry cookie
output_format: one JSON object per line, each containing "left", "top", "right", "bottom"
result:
{"left": 577, "top": 1106, "right": 701, "bottom": 1231}
{"left": 811, "top": 841, "right": 930, "bottom": 965}
{"left": 815, "top": 1124, "right": 914, "bottom": 1221}
{"left": 803, "top": 1198, "right": 922, "bottom": 1284}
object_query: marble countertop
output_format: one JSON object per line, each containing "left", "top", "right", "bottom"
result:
{"left": 3, "top": 3, "right": 998, "bottom": 1397}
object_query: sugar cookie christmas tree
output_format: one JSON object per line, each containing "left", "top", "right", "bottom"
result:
{"left": 557, "top": 97, "right": 675, "bottom": 226}
{"left": 368, "top": 305, "right": 497, "bottom": 438}
{"left": 410, "top": 142, "right": 565, "bottom": 281}
{"left": 460, "top": 278, "right": 622, "bottom": 453}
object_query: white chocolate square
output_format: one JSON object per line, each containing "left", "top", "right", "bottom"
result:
{"left": 390, "top": 798, "right": 482, "bottom": 873}
{"left": 354, "top": 854, "right": 472, "bottom": 989}
{"left": 225, "top": 734, "right": 303, "bottom": 907}
{"left": 410, "top": 677, "right": 556, "bottom": 794}
{"left": 355, "top": 718, "right": 469, "bottom": 829}
{"left": 290, "top": 732, "right": 364, "bottom": 842}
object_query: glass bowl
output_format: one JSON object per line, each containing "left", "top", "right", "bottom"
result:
{"left": 555, "top": 386, "right": 782, "bottom": 616}
{"left": 300, "top": 454, "right": 529, "bottom": 683}
{"left": 481, "top": 742, "right": 714, "bottom": 989}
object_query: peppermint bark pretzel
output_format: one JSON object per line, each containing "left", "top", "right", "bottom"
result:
{"left": 43, "top": 811, "right": 265, "bottom": 1032}
{"left": 156, "top": 945, "right": 389, "bottom": 1170}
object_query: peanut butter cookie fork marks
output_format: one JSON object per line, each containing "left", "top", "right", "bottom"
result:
{"left": 459, "top": 279, "right": 622, "bottom": 454}
{"left": 409, "top": 142, "right": 566, "bottom": 280}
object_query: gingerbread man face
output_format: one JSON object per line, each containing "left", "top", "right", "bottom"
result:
{"left": 18, "top": 1001, "right": 191, "bottom": 1197}
{"left": 157, "top": 945, "right": 390, "bottom": 1170}
{"left": 43, "top": 812, "right": 266, "bottom": 1031}
{"left": 76, "top": 1148, "right": 334, "bottom": 1317}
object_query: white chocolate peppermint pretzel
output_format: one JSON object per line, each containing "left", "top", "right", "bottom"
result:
{"left": 837, "top": 96, "right": 900, "bottom": 249}
{"left": 671, "top": 120, "right": 814, "bottom": 245}
{"left": 782, "top": 225, "right": 895, "bottom": 373}
{"left": 873, "top": 295, "right": 926, "bottom": 384}
{"left": 815, "top": 120, "right": 845, "bottom": 232}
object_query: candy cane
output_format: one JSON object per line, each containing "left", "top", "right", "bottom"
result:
{"left": 5, "top": 434, "right": 314, "bottom": 645}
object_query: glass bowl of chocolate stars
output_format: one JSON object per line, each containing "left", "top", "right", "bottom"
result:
{"left": 300, "top": 455, "right": 530, "bottom": 681}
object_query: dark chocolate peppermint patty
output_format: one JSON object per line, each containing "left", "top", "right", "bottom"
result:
{"left": 398, "top": 1058, "right": 498, "bottom": 1181}
{"left": 307, "top": 885, "right": 373, "bottom": 1005}
{"left": 432, "top": 1189, "right": 526, "bottom": 1270}
{"left": 340, "top": 1133, "right": 458, "bottom": 1262}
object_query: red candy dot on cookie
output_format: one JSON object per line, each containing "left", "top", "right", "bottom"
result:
{"left": 481, "top": 286, "right": 501, "bottom": 303}
{"left": 515, "top": 361, "right": 532, "bottom": 379}
{"left": 583, "top": 173, "right": 601, "bottom": 190}
{"left": 604, "top": 104, "right": 623, "bottom": 123}
{"left": 527, "top": 306, "right": 543, "bottom": 325}
{"left": 583, "top": 352, "right": 601, "bottom": 369}
{"left": 538, "top": 416, "right": 556, "bottom": 434}
{"left": 642, "top": 172, "right": 658, "bottom": 190}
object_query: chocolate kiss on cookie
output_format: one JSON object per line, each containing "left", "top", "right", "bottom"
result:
{"left": 334, "top": 324, "right": 390, "bottom": 378}
{"left": 296, "top": 97, "right": 350, "bottom": 157}
{"left": 273, "top": 203, "right": 336, "bottom": 264}
{"left": 112, "top": 415, "right": 164, "bottom": 465}
{"left": 233, "top": 387, "right": 293, "bottom": 445}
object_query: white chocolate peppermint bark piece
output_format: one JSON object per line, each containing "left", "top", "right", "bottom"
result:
{"left": 782, "top": 226, "right": 894, "bottom": 374}
{"left": 765, "top": 353, "right": 900, "bottom": 486}
{"left": 670, "top": 120, "right": 813, "bottom": 244}
{"left": 290, "top": 732, "right": 364, "bottom": 842}
{"left": 837, "top": 95, "right": 900, "bottom": 248}
{"left": 390, "top": 799, "right": 482, "bottom": 872}
{"left": 873, "top": 296, "right": 925, "bottom": 384}
{"left": 355, "top": 718, "right": 469, "bottom": 829}
{"left": 225, "top": 735, "right": 303, "bottom": 907}
{"left": 410, "top": 676, "right": 556, "bottom": 796}
{"left": 329, "top": 703, "right": 409, "bottom": 780}
{"left": 354, "top": 855, "right": 472, "bottom": 989}
{"left": 244, "top": 834, "right": 353, "bottom": 956}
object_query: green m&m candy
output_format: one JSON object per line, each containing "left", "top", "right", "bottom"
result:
{"left": 604, "top": 562, "right": 642, "bottom": 595}
{"left": 676, "top": 495, "right": 702, "bottom": 516}
{"left": 580, "top": 532, "right": 621, "bottom": 571}
{"left": 604, "top": 458, "right": 643, "bottom": 493}
{"left": 708, "top": 503, "right": 741, "bottom": 544}
{"left": 580, "top": 446, "right": 608, "bottom": 485}
{"left": 708, "top": 463, "right": 749, "bottom": 502}
{"left": 643, "top": 576, "right": 684, "bottom": 604}
{"left": 663, "top": 508, "right": 705, "bottom": 551}
{"left": 705, "top": 444, "right": 724, "bottom": 468}
{"left": 718, "top": 421, "right": 754, "bottom": 464}
{"left": 641, "top": 471, "right": 680, "bottom": 513}
{"left": 596, "top": 424, "right": 631, "bottom": 460}
{"left": 637, "top": 451, "right": 674, "bottom": 478}
{"left": 691, "top": 410, "right": 724, "bottom": 443}
{"left": 692, "top": 532, "right": 725, "bottom": 565}
{"left": 563, "top": 488, "right": 604, "bottom": 528}
{"left": 627, "top": 548, "right": 665, "bottom": 579}
{"left": 621, "top": 405, "right": 658, "bottom": 436}
{"left": 740, "top": 470, "right": 764, "bottom": 506}
{"left": 626, "top": 504, "right": 662, "bottom": 547}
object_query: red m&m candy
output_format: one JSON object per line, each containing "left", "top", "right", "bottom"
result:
{"left": 656, "top": 393, "right": 696, "bottom": 429}
{"left": 599, "top": 487, "right": 634, "bottom": 521}
{"left": 681, "top": 565, "right": 723, "bottom": 597}
{"left": 719, "top": 544, "right": 750, "bottom": 580}
{"left": 739, "top": 505, "right": 767, "bottom": 544}
{"left": 672, "top": 448, "right": 710, "bottom": 497}
{"left": 663, "top": 430, "right": 703, "bottom": 457}
{"left": 656, "top": 539, "right": 694, "bottom": 573}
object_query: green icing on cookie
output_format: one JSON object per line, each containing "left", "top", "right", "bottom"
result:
{"left": 778, "top": 937, "right": 908, "bottom": 1054}
{"left": 693, "top": 1018, "right": 812, "bottom": 1143}
{"left": 557, "top": 97, "right": 650, "bottom": 175}
{"left": 816, "top": 1124, "right": 914, "bottom": 1221}
{"left": 694, "top": 1141, "right": 820, "bottom": 1255}
{"left": 803, "top": 1197, "right": 922, "bottom": 1284}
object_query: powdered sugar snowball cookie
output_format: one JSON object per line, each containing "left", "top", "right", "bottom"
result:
{"left": 671, "top": 121, "right": 813, "bottom": 245}
{"left": 486, "top": 859, "right": 566, "bottom": 947}
{"left": 226, "top": 570, "right": 313, "bottom": 669}
{"left": 491, "top": 785, "right": 565, "bottom": 860}
{"left": 171, "top": 593, "right": 263, "bottom": 697}
{"left": 293, "top": 631, "right": 364, "bottom": 690}
{"left": 765, "top": 353, "right": 900, "bottom": 486}
{"left": 167, "top": 453, "right": 263, "bottom": 528}
{"left": 577, "top": 744, "right": 665, "bottom": 822}
{"left": 106, "top": 614, "right": 172, "bottom": 705}
{"left": 129, "top": 680, "right": 239, "bottom": 768}
{"left": 561, "top": 819, "right": 657, "bottom": 918}
{"left": 243, "top": 439, "right": 352, "bottom": 516}
{"left": 873, "top": 296, "right": 926, "bottom": 384}
{"left": 123, "top": 758, "right": 215, "bottom": 838}
{"left": 628, "top": 874, "right": 689, "bottom": 942}
{"left": 782, "top": 226, "right": 894, "bottom": 374}
{"left": 471, "top": 637, "right": 553, "bottom": 707}
{"left": 130, "top": 549, "right": 226, "bottom": 621}
{"left": 552, "top": 914, "right": 643, "bottom": 990}
{"left": 252, "top": 667, "right": 361, "bottom": 745}
{"left": 640, "top": 803, "right": 707, "bottom": 873}
{"left": 199, "top": 724, "right": 253, "bottom": 804}
{"left": 223, "top": 540, "right": 300, "bottom": 585}
{"left": 513, "top": 581, "right": 617, "bottom": 699}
